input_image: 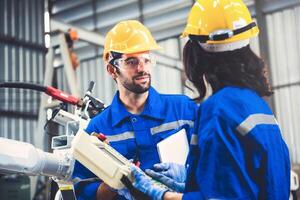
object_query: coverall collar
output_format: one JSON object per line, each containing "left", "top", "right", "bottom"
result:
{"left": 111, "top": 87, "right": 165, "bottom": 126}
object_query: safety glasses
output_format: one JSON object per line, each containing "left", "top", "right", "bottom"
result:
{"left": 113, "top": 54, "right": 156, "bottom": 70}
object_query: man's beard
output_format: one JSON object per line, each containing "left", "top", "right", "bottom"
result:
{"left": 121, "top": 72, "right": 151, "bottom": 94}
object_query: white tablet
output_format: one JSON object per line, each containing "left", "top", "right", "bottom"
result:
{"left": 157, "top": 128, "right": 189, "bottom": 165}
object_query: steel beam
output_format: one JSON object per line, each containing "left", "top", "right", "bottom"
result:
{"left": 50, "top": 19, "right": 105, "bottom": 46}
{"left": 262, "top": 0, "right": 300, "bottom": 14}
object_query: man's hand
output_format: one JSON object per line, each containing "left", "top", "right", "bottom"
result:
{"left": 96, "top": 183, "right": 117, "bottom": 200}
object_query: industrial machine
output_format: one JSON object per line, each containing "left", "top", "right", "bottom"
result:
{"left": 0, "top": 81, "right": 168, "bottom": 200}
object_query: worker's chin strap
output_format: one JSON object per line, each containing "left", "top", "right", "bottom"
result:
{"left": 188, "top": 22, "right": 257, "bottom": 43}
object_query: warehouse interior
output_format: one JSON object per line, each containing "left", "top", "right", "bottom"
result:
{"left": 0, "top": 0, "right": 300, "bottom": 199}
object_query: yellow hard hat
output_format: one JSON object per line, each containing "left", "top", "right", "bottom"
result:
{"left": 182, "top": 0, "right": 259, "bottom": 44}
{"left": 103, "top": 20, "right": 161, "bottom": 61}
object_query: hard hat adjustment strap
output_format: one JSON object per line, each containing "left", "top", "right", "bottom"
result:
{"left": 233, "top": 22, "right": 256, "bottom": 37}
{"left": 189, "top": 22, "right": 257, "bottom": 43}
{"left": 209, "top": 30, "right": 233, "bottom": 41}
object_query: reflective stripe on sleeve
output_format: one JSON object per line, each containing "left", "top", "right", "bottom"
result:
{"left": 236, "top": 114, "right": 278, "bottom": 136}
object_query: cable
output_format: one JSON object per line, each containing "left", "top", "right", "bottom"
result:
{"left": 0, "top": 82, "right": 47, "bottom": 92}
{"left": 0, "top": 81, "right": 80, "bottom": 106}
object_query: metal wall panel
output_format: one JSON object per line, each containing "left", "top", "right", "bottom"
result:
{"left": 266, "top": 6, "right": 300, "bottom": 163}
{"left": 152, "top": 38, "right": 183, "bottom": 94}
{"left": 0, "top": 0, "right": 45, "bottom": 145}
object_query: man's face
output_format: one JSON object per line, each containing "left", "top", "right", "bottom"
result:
{"left": 114, "top": 52, "right": 154, "bottom": 94}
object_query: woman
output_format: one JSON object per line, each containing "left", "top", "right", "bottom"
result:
{"left": 126, "top": 0, "right": 291, "bottom": 199}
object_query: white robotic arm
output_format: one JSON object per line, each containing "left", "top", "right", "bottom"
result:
{"left": 0, "top": 137, "right": 74, "bottom": 181}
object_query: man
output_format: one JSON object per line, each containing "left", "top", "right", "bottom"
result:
{"left": 73, "top": 20, "right": 198, "bottom": 200}
{"left": 128, "top": 1, "right": 290, "bottom": 200}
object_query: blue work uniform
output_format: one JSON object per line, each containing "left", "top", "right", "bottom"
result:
{"left": 73, "top": 87, "right": 198, "bottom": 200}
{"left": 183, "top": 86, "right": 290, "bottom": 200}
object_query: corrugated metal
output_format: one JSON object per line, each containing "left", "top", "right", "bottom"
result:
{"left": 0, "top": 0, "right": 45, "bottom": 145}
{"left": 152, "top": 38, "right": 183, "bottom": 94}
{"left": 266, "top": 5, "right": 300, "bottom": 163}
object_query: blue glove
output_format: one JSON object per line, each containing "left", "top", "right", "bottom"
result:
{"left": 145, "top": 163, "right": 186, "bottom": 192}
{"left": 151, "top": 163, "right": 187, "bottom": 182}
{"left": 131, "top": 166, "right": 169, "bottom": 200}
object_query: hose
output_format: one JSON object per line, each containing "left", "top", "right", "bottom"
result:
{"left": 0, "top": 82, "right": 46, "bottom": 92}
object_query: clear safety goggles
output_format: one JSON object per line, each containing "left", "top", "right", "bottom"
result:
{"left": 113, "top": 54, "right": 156, "bottom": 70}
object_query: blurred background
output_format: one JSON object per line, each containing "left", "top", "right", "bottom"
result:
{"left": 0, "top": 0, "right": 300, "bottom": 199}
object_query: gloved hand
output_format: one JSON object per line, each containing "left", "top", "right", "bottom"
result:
{"left": 150, "top": 163, "right": 187, "bottom": 182}
{"left": 131, "top": 166, "right": 169, "bottom": 200}
{"left": 145, "top": 163, "right": 186, "bottom": 192}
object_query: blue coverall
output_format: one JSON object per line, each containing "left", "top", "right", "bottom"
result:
{"left": 73, "top": 87, "right": 198, "bottom": 200}
{"left": 183, "top": 86, "right": 290, "bottom": 200}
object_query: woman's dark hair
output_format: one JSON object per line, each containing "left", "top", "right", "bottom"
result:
{"left": 183, "top": 40, "right": 273, "bottom": 102}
